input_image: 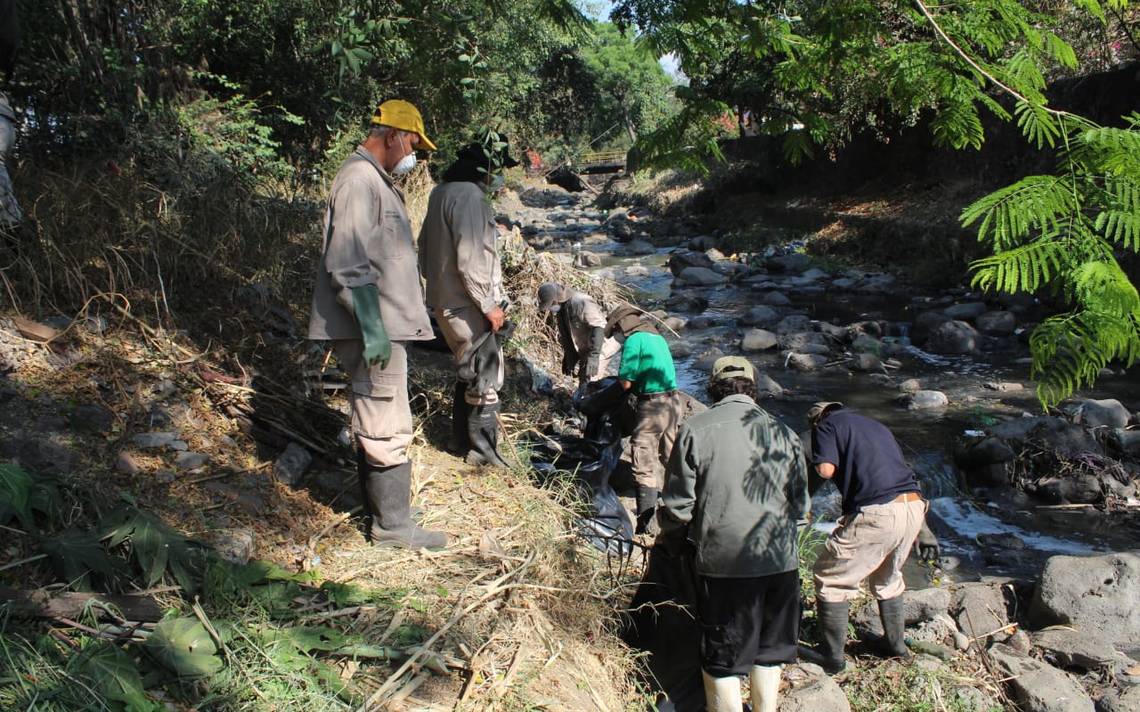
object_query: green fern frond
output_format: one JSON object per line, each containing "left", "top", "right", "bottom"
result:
{"left": 1072, "top": 260, "right": 1140, "bottom": 316}
{"left": 1030, "top": 310, "right": 1140, "bottom": 408}
{"left": 1041, "top": 31, "right": 1078, "bottom": 69}
{"left": 1081, "top": 125, "right": 1140, "bottom": 175}
{"left": 960, "top": 174, "right": 1073, "bottom": 249}
{"left": 931, "top": 93, "right": 985, "bottom": 150}
{"left": 1095, "top": 210, "right": 1140, "bottom": 251}
{"left": 970, "top": 239, "right": 1067, "bottom": 293}
{"left": 1015, "top": 100, "right": 1060, "bottom": 148}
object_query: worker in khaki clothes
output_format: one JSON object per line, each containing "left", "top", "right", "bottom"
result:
{"left": 800, "top": 401, "right": 930, "bottom": 673}
{"left": 419, "top": 138, "right": 519, "bottom": 468}
{"left": 599, "top": 305, "right": 683, "bottom": 535}
{"left": 536, "top": 282, "right": 622, "bottom": 389}
{"left": 308, "top": 100, "right": 446, "bottom": 550}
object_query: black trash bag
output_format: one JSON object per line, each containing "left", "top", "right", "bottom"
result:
{"left": 621, "top": 540, "right": 706, "bottom": 712}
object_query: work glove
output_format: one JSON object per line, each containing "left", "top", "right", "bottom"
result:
{"left": 914, "top": 520, "right": 940, "bottom": 563}
{"left": 350, "top": 284, "right": 391, "bottom": 370}
{"left": 561, "top": 350, "right": 577, "bottom": 377}
{"left": 581, "top": 326, "right": 604, "bottom": 384}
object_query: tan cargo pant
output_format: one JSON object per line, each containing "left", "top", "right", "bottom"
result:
{"left": 333, "top": 339, "right": 413, "bottom": 468}
{"left": 814, "top": 497, "right": 928, "bottom": 603}
{"left": 631, "top": 392, "right": 682, "bottom": 490}
{"left": 435, "top": 305, "right": 503, "bottom": 406}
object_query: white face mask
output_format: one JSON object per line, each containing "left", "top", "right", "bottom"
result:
{"left": 392, "top": 151, "right": 417, "bottom": 175}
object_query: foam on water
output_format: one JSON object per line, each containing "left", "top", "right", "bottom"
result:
{"left": 930, "top": 497, "right": 1102, "bottom": 555}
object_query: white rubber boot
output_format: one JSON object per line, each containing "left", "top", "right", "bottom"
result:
{"left": 749, "top": 664, "right": 781, "bottom": 712}
{"left": 701, "top": 670, "right": 742, "bottom": 712}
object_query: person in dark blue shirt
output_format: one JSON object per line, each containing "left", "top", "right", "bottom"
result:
{"left": 801, "top": 402, "right": 934, "bottom": 674}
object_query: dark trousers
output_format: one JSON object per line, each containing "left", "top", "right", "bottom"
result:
{"left": 697, "top": 570, "right": 800, "bottom": 677}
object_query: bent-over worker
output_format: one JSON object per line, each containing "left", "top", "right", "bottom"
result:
{"left": 536, "top": 282, "right": 621, "bottom": 389}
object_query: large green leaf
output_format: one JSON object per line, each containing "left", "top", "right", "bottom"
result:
{"left": 144, "top": 617, "right": 223, "bottom": 679}
{"left": 38, "top": 527, "right": 122, "bottom": 589}
{"left": 0, "top": 462, "right": 32, "bottom": 528}
{"left": 102, "top": 508, "right": 202, "bottom": 593}
{"left": 257, "top": 625, "right": 348, "bottom": 653}
{"left": 72, "top": 641, "right": 158, "bottom": 711}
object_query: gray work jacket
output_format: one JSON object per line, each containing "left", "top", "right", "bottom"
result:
{"left": 308, "top": 148, "right": 433, "bottom": 342}
{"left": 563, "top": 290, "right": 606, "bottom": 354}
{"left": 418, "top": 181, "right": 504, "bottom": 314}
{"left": 661, "top": 394, "right": 810, "bottom": 577}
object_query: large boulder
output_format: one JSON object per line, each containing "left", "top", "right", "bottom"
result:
{"left": 761, "top": 290, "right": 792, "bottom": 306}
{"left": 988, "top": 644, "right": 1094, "bottom": 712}
{"left": 1031, "top": 628, "right": 1125, "bottom": 671}
{"left": 678, "top": 266, "right": 729, "bottom": 287}
{"left": 665, "top": 292, "right": 709, "bottom": 314}
{"left": 775, "top": 314, "right": 813, "bottom": 334}
{"left": 900, "top": 390, "right": 949, "bottom": 411}
{"left": 780, "top": 665, "right": 851, "bottom": 712}
{"left": 928, "top": 320, "right": 978, "bottom": 354}
{"left": 667, "top": 250, "right": 715, "bottom": 276}
{"left": 767, "top": 252, "right": 812, "bottom": 273}
{"left": 787, "top": 353, "right": 828, "bottom": 371}
{"left": 1066, "top": 398, "right": 1130, "bottom": 429}
{"left": 741, "top": 329, "right": 778, "bottom": 352}
{"left": 976, "top": 310, "right": 1017, "bottom": 335}
{"left": 615, "top": 239, "right": 656, "bottom": 256}
{"left": 944, "top": 302, "right": 988, "bottom": 320}
{"left": 1030, "top": 553, "right": 1140, "bottom": 651}
{"left": 954, "top": 582, "right": 1012, "bottom": 645}
{"left": 778, "top": 331, "right": 829, "bottom": 352}
{"left": 738, "top": 305, "right": 779, "bottom": 327}
{"left": 756, "top": 372, "right": 784, "bottom": 397}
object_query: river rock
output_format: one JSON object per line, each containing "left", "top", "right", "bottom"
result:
{"left": 944, "top": 302, "right": 988, "bottom": 320}
{"left": 687, "top": 235, "right": 718, "bottom": 251}
{"left": 851, "top": 333, "right": 883, "bottom": 355}
{"left": 900, "top": 390, "right": 949, "bottom": 411}
{"left": 954, "top": 582, "right": 1012, "bottom": 644}
{"left": 756, "top": 372, "right": 784, "bottom": 397}
{"left": 693, "top": 348, "right": 725, "bottom": 371}
{"left": 800, "top": 267, "right": 830, "bottom": 282}
{"left": 576, "top": 250, "right": 603, "bottom": 267}
{"left": 274, "top": 442, "right": 312, "bottom": 487}
{"left": 1030, "top": 553, "right": 1140, "bottom": 651}
{"left": 832, "top": 277, "right": 857, "bottom": 289}
{"left": 742, "top": 329, "right": 778, "bottom": 351}
{"left": 1067, "top": 398, "right": 1130, "bottom": 429}
{"left": 116, "top": 451, "right": 142, "bottom": 475}
{"left": 976, "top": 310, "right": 1016, "bottom": 335}
{"left": 678, "top": 266, "right": 728, "bottom": 286}
{"left": 989, "top": 643, "right": 1094, "bottom": 712}
{"left": 205, "top": 528, "right": 255, "bottom": 565}
{"left": 816, "top": 322, "right": 847, "bottom": 340}
{"left": 667, "top": 250, "right": 715, "bottom": 276}
{"left": 928, "top": 320, "right": 978, "bottom": 354}
{"left": 787, "top": 353, "right": 828, "bottom": 371}
{"left": 899, "top": 378, "right": 922, "bottom": 393}
{"left": 767, "top": 252, "right": 812, "bottom": 273}
{"left": 1098, "top": 686, "right": 1140, "bottom": 712}
{"left": 776, "top": 315, "right": 812, "bottom": 334}
{"left": 665, "top": 292, "right": 708, "bottom": 313}
{"left": 761, "top": 291, "right": 791, "bottom": 306}
{"left": 687, "top": 316, "right": 718, "bottom": 329}
{"left": 780, "top": 664, "right": 851, "bottom": 712}
{"left": 1032, "top": 628, "right": 1124, "bottom": 670}
{"left": 779, "top": 332, "right": 829, "bottom": 351}
{"left": 914, "top": 310, "right": 951, "bottom": 331}
{"left": 175, "top": 451, "right": 210, "bottom": 471}
{"left": 956, "top": 436, "right": 1016, "bottom": 468}
{"left": 847, "top": 353, "right": 881, "bottom": 372}
{"left": 132, "top": 431, "right": 187, "bottom": 451}
{"left": 737, "top": 306, "right": 777, "bottom": 328}
{"left": 952, "top": 686, "right": 1000, "bottom": 712}
{"left": 903, "top": 587, "right": 952, "bottom": 625}
{"left": 663, "top": 316, "right": 686, "bottom": 332}
{"left": 616, "top": 239, "right": 655, "bottom": 256}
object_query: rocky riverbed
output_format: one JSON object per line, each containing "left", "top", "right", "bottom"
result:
{"left": 503, "top": 182, "right": 1140, "bottom": 711}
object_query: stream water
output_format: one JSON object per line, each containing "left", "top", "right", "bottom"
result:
{"left": 520, "top": 195, "right": 1140, "bottom": 585}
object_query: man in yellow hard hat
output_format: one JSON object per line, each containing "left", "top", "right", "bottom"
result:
{"left": 308, "top": 99, "right": 445, "bottom": 549}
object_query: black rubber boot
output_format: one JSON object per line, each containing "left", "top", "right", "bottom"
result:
{"left": 360, "top": 461, "right": 447, "bottom": 550}
{"left": 465, "top": 402, "right": 509, "bottom": 468}
{"left": 449, "top": 381, "right": 471, "bottom": 455}
{"left": 798, "top": 600, "right": 849, "bottom": 674}
{"left": 877, "top": 596, "right": 911, "bottom": 659}
{"left": 357, "top": 450, "right": 420, "bottom": 522}
{"left": 634, "top": 485, "right": 660, "bottom": 536}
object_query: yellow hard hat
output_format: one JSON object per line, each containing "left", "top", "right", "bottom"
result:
{"left": 370, "top": 99, "right": 437, "bottom": 151}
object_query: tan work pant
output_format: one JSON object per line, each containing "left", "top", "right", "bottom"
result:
{"left": 436, "top": 305, "right": 503, "bottom": 406}
{"left": 813, "top": 497, "right": 927, "bottom": 603}
{"left": 333, "top": 339, "right": 413, "bottom": 468}
{"left": 631, "top": 392, "right": 682, "bottom": 490}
